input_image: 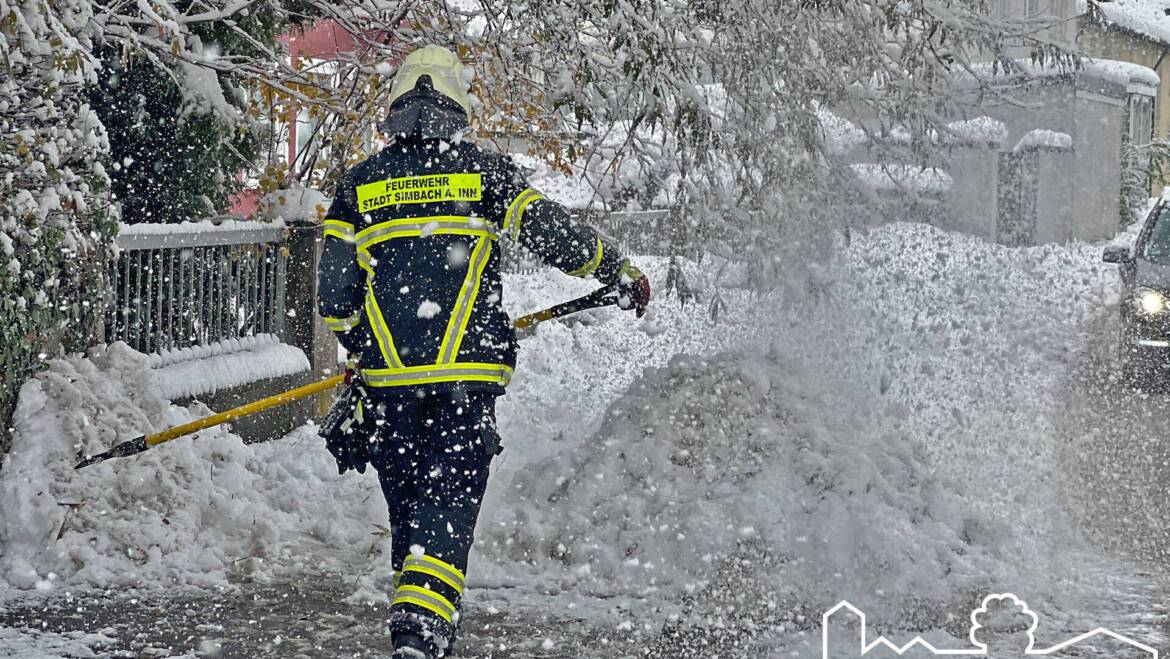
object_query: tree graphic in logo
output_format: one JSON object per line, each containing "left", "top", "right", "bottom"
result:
{"left": 969, "top": 594, "right": 1038, "bottom": 658}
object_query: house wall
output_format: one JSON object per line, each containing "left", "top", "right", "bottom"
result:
{"left": 946, "top": 147, "right": 1001, "bottom": 239}
{"left": 1080, "top": 22, "right": 1170, "bottom": 142}
{"left": 969, "top": 73, "right": 1127, "bottom": 242}
{"left": 1080, "top": 21, "right": 1169, "bottom": 196}
{"left": 992, "top": 0, "right": 1078, "bottom": 51}
{"left": 1034, "top": 150, "right": 1078, "bottom": 243}
{"left": 1073, "top": 84, "right": 1127, "bottom": 239}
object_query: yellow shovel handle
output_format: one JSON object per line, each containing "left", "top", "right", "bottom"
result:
{"left": 144, "top": 374, "right": 345, "bottom": 447}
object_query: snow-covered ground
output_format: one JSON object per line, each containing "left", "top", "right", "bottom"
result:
{"left": 1, "top": 222, "right": 1167, "bottom": 657}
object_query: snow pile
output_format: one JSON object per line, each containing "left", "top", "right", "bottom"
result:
{"left": 0, "top": 343, "right": 388, "bottom": 591}
{"left": 491, "top": 347, "right": 1008, "bottom": 616}
{"left": 150, "top": 335, "right": 309, "bottom": 400}
{"left": 1014, "top": 129, "right": 1073, "bottom": 153}
{"left": 479, "top": 221, "right": 1115, "bottom": 624}
{"left": 832, "top": 224, "right": 1113, "bottom": 574}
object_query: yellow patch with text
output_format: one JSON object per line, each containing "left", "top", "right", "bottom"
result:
{"left": 356, "top": 173, "right": 482, "bottom": 213}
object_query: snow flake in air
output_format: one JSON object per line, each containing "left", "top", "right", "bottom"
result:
{"left": 417, "top": 300, "right": 441, "bottom": 319}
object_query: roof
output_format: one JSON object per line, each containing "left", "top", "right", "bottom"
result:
{"left": 1084, "top": 0, "right": 1170, "bottom": 47}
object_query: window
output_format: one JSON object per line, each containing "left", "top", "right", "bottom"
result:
{"left": 1143, "top": 205, "right": 1170, "bottom": 262}
{"left": 1130, "top": 95, "right": 1155, "bottom": 146}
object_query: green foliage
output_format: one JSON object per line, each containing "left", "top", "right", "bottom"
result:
{"left": 91, "top": 51, "right": 258, "bottom": 223}
{"left": 90, "top": 0, "right": 319, "bottom": 224}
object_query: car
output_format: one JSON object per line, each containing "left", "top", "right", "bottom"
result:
{"left": 1104, "top": 199, "right": 1170, "bottom": 386}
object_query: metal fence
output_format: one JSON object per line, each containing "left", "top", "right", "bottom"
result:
{"left": 104, "top": 209, "right": 677, "bottom": 356}
{"left": 106, "top": 220, "right": 287, "bottom": 354}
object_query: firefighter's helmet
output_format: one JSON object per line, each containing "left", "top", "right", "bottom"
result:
{"left": 388, "top": 45, "right": 471, "bottom": 116}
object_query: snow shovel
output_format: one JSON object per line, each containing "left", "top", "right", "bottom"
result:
{"left": 75, "top": 284, "right": 619, "bottom": 470}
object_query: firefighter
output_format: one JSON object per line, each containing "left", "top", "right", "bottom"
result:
{"left": 316, "top": 45, "right": 651, "bottom": 659}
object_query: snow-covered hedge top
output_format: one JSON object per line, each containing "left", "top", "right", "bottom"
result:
{"left": 1082, "top": 58, "right": 1159, "bottom": 96}
{"left": 818, "top": 112, "right": 1006, "bottom": 154}
{"left": 818, "top": 108, "right": 869, "bottom": 155}
{"left": 1087, "top": 0, "right": 1170, "bottom": 48}
{"left": 851, "top": 163, "right": 953, "bottom": 194}
{"left": 943, "top": 117, "right": 1010, "bottom": 147}
{"left": 1013, "top": 129, "right": 1073, "bottom": 153}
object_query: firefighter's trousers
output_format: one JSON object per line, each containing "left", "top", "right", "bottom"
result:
{"left": 367, "top": 388, "right": 499, "bottom": 654}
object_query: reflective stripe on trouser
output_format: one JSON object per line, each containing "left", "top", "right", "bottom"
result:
{"left": 393, "top": 584, "right": 456, "bottom": 623}
{"left": 362, "top": 363, "right": 512, "bottom": 388}
{"left": 404, "top": 554, "right": 465, "bottom": 595}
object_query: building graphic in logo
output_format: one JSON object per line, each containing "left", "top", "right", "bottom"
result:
{"left": 821, "top": 593, "right": 1158, "bottom": 658}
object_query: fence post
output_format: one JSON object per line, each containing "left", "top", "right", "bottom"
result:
{"left": 283, "top": 220, "right": 337, "bottom": 379}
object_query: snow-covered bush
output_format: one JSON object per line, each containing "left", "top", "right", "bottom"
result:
{"left": 0, "top": 0, "right": 118, "bottom": 457}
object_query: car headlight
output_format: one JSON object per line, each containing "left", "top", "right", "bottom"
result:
{"left": 1135, "top": 287, "right": 1167, "bottom": 315}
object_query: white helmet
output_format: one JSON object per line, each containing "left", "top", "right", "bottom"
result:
{"left": 388, "top": 45, "right": 471, "bottom": 116}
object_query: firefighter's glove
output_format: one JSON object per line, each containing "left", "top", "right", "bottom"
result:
{"left": 319, "top": 380, "right": 372, "bottom": 475}
{"left": 616, "top": 260, "right": 651, "bottom": 318}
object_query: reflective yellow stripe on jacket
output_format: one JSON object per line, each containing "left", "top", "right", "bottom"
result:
{"left": 567, "top": 236, "right": 603, "bottom": 278}
{"left": 503, "top": 188, "right": 541, "bottom": 240}
{"left": 437, "top": 236, "right": 493, "bottom": 364}
{"left": 323, "top": 218, "right": 356, "bottom": 243}
{"left": 357, "top": 216, "right": 496, "bottom": 253}
{"left": 365, "top": 281, "right": 405, "bottom": 369}
{"left": 362, "top": 362, "right": 512, "bottom": 388}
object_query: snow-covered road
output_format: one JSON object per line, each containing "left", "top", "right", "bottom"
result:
{"left": 1059, "top": 312, "right": 1170, "bottom": 564}
{"left": 3, "top": 223, "right": 1170, "bottom": 658}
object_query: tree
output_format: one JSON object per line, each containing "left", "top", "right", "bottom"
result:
{"left": 88, "top": 1, "right": 323, "bottom": 223}
{"left": 1, "top": 0, "right": 118, "bottom": 454}
{"left": 433, "top": 0, "right": 1075, "bottom": 300}
{"left": 84, "top": 0, "right": 421, "bottom": 217}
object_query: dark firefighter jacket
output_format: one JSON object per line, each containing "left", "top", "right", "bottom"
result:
{"left": 317, "top": 137, "right": 626, "bottom": 394}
